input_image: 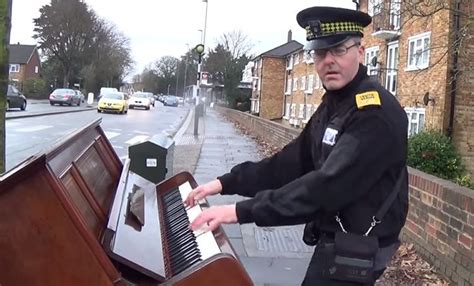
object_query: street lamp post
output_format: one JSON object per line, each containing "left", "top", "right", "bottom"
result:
{"left": 193, "top": 0, "right": 208, "bottom": 136}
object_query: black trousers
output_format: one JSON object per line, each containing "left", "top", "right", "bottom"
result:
{"left": 301, "top": 243, "right": 385, "bottom": 286}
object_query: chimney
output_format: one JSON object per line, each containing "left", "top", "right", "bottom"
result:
{"left": 287, "top": 30, "right": 292, "bottom": 42}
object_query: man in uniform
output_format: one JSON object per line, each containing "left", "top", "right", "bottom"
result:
{"left": 186, "top": 6, "right": 409, "bottom": 285}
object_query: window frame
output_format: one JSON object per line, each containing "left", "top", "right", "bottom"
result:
{"left": 405, "top": 107, "right": 425, "bottom": 137}
{"left": 9, "top": 64, "right": 20, "bottom": 73}
{"left": 406, "top": 32, "right": 431, "bottom": 71}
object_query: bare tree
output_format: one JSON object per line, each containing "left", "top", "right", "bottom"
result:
{"left": 0, "top": 0, "right": 11, "bottom": 173}
{"left": 219, "top": 30, "right": 253, "bottom": 59}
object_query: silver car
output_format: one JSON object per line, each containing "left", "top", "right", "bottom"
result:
{"left": 49, "top": 88, "right": 82, "bottom": 106}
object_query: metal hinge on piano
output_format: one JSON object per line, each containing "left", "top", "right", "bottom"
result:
{"left": 103, "top": 161, "right": 252, "bottom": 286}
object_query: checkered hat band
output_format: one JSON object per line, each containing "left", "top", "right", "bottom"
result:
{"left": 321, "top": 22, "right": 364, "bottom": 33}
{"left": 305, "top": 22, "right": 364, "bottom": 40}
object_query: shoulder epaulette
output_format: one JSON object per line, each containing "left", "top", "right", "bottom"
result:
{"left": 355, "top": 91, "right": 381, "bottom": 109}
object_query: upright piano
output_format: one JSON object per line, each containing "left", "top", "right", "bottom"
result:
{"left": 0, "top": 119, "right": 252, "bottom": 286}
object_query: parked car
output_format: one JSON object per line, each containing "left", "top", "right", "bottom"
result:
{"left": 97, "top": 92, "right": 128, "bottom": 114}
{"left": 49, "top": 88, "right": 82, "bottom": 106}
{"left": 128, "top": 93, "right": 151, "bottom": 110}
{"left": 163, "top": 95, "right": 179, "bottom": 107}
{"left": 6, "top": 84, "right": 27, "bottom": 111}
{"left": 75, "top": 90, "right": 85, "bottom": 103}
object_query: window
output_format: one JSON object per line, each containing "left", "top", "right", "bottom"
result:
{"left": 298, "top": 104, "right": 305, "bottom": 119}
{"left": 306, "top": 75, "right": 314, "bottom": 93}
{"left": 365, "top": 46, "right": 379, "bottom": 76}
{"left": 9, "top": 64, "right": 19, "bottom": 73}
{"left": 305, "top": 104, "right": 313, "bottom": 121}
{"left": 314, "top": 75, "right": 323, "bottom": 90}
{"left": 284, "top": 103, "right": 291, "bottom": 119}
{"left": 286, "top": 56, "right": 293, "bottom": 70}
{"left": 407, "top": 32, "right": 431, "bottom": 70}
{"left": 285, "top": 78, "right": 292, "bottom": 94}
{"left": 386, "top": 41, "right": 399, "bottom": 95}
{"left": 293, "top": 78, "right": 298, "bottom": 91}
{"left": 304, "top": 51, "right": 314, "bottom": 64}
{"left": 301, "top": 76, "right": 306, "bottom": 91}
{"left": 390, "top": 0, "right": 401, "bottom": 30}
{"left": 368, "top": 0, "right": 383, "bottom": 16}
{"left": 35, "top": 66, "right": 39, "bottom": 73}
{"left": 405, "top": 107, "right": 425, "bottom": 136}
{"left": 294, "top": 53, "right": 300, "bottom": 65}
{"left": 290, "top": 103, "right": 296, "bottom": 118}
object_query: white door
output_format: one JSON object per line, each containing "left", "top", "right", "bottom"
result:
{"left": 386, "top": 41, "right": 399, "bottom": 95}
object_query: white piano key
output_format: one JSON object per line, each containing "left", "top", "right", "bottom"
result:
{"left": 178, "top": 182, "right": 193, "bottom": 201}
{"left": 196, "top": 231, "right": 221, "bottom": 260}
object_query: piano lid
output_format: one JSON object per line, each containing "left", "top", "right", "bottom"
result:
{"left": 107, "top": 169, "right": 166, "bottom": 279}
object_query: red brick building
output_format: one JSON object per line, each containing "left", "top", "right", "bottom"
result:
{"left": 8, "top": 44, "right": 42, "bottom": 90}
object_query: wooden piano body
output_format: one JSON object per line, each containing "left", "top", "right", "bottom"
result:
{"left": 0, "top": 119, "right": 252, "bottom": 286}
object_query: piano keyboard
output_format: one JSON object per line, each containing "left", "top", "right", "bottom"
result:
{"left": 162, "top": 182, "right": 221, "bottom": 276}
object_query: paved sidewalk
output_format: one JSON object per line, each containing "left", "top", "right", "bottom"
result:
{"left": 173, "top": 108, "right": 313, "bottom": 286}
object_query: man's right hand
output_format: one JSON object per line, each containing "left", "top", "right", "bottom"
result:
{"left": 184, "top": 179, "right": 223, "bottom": 207}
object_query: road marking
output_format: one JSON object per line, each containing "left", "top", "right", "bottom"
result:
{"left": 134, "top": 130, "right": 149, "bottom": 135}
{"left": 125, "top": 135, "right": 149, "bottom": 145}
{"left": 105, "top": 131, "right": 120, "bottom": 140}
{"left": 16, "top": 125, "right": 52, "bottom": 132}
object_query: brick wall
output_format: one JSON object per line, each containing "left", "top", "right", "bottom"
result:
{"left": 259, "top": 57, "right": 286, "bottom": 120}
{"left": 217, "top": 106, "right": 474, "bottom": 286}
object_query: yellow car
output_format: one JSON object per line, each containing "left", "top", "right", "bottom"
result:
{"left": 97, "top": 92, "right": 129, "bottom": 114}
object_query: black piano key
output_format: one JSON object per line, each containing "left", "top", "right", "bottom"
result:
{"left": 171, "top": 254, "right": 201, "bottom": 273}
{"left": 166, "top": 220, "right": 189, "bottom": 235}
{"left": 173, "top": 256, "right": 202, "bottom": 275}
{"left": 164, "top": 195, "right": 181, "bottom": 206}
{"left": 170, "top": 248, "right": 200, "bottom": 267}
{"left": 167, "top": 216, "right": 189, "bottom": 229}
{"left": 169, "top": 239, "right": 198, "bottom": 256}
{"left": 168, "top": 235, "right": 196, "bottom": 252}
{"left": 167, "top": 230, "right": 194, "bottom": 244}
{"left": 171, "top": 250, "right": 200, "bottom": 268}
{"left": 166, "top": 207, "right": 187, "bottom": 219}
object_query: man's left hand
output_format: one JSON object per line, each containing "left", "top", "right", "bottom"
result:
{"left": 190, "top": 205, "right": 238, "bottom": 232}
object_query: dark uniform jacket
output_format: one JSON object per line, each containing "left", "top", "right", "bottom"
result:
{"left": 218, "top": 64, "right": 409, "bottom": 247}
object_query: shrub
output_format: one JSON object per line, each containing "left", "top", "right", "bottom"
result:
{"left": 23, "top": 78, "right": 48, "bottom": 99}
{"left": 407, "top": 130, "right": 473, "bottom": 188}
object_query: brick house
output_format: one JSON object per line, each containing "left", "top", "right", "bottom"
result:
{"left": 250, "top": 38, "right": 303, "bottom": 120}
{"left": 359, "top": 0, "right": 474, "bottom": 176}
{"left": 8, "top": 44, "right": 42, "bottom": 90}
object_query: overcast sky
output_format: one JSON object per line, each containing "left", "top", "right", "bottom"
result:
{"left": 10, "top": 0, "right": 357, "bottom": 77}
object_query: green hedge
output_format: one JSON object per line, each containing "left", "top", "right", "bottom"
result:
{"left": 407, "top": 130, "right": 473, "bottom": 189}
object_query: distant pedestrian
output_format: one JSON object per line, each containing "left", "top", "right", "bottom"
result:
{"left": 186, "top": 6, "right": 408, "bottom": 285}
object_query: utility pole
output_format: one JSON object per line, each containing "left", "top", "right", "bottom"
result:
{"left": 183, "top": 44, "right": 189, "bottom": 100}
{"left": 175, "top": 60, "right": 179, "bottom": 97}
{"left": 0, "top": 0, "right": 12, "bottom": 173}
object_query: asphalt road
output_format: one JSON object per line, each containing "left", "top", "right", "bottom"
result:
{"left": 5, "top": 100, "right": 190, "bottom": 171}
